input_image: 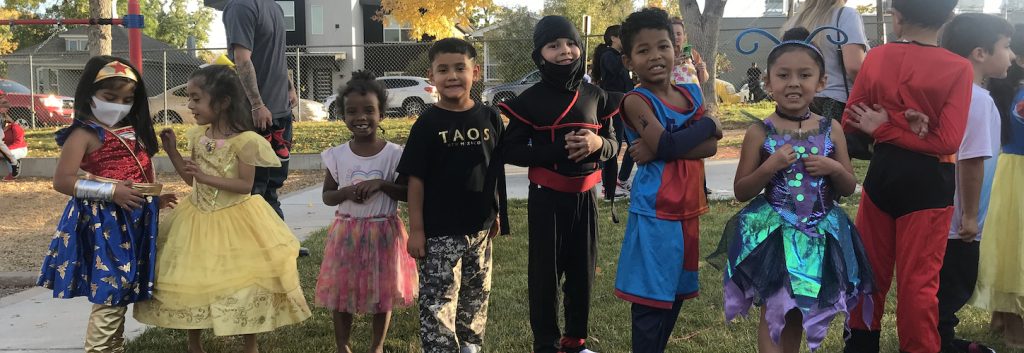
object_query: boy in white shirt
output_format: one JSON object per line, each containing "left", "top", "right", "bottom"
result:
{"left": 936, "top": 13, "right": 1013, "bottom": 353}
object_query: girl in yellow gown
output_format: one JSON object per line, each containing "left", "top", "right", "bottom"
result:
{"left": 134, "top": 65, "right": 310, "bottom": 353}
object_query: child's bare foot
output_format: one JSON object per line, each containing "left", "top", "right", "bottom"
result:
{"left": 991, "top": 311, "right": 1008, "bottom": 334}
{"left": 243, "top": 334, "right": 259, "bottom": 353}
{"left": 187, "top": 329, "right": 206, "bottom": 353}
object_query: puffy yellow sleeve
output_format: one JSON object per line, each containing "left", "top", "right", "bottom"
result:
{"left": 230, "top": 131, "right": 282, "bottom": 168}
{"left": 184, "top": 125, "right": 207, "bottom": 154}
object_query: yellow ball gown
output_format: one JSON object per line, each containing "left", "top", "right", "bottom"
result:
{"left": 134, "top": 126, "right": 311, "bottom": 336}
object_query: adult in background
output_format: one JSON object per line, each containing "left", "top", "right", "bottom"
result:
{"left": 590, "top": 27, "right": 616, "bottom": 86}
{"left": 670, "top": 17, "right": 708, "bottom": 88}
{"left": 597, "top": 25, "right": 635, "bottom": 201}
{"left": 783, "top": 0, "right": 870, "bottom": 156}
{"left": 745, "top": 62, "right": 766, "bottom": 102}
{"left": 223, "top": 0, "right": 309, "bottom": 256}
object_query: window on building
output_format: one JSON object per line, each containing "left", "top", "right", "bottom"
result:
{"left": 66, "top": 38, "right": 87, "bottom": 52}
{"left": 277, "top": 1, "right": 296, "bottom": 31}
{"left": 311, "top": 5, "right": 323, "bottom": 35}
{"left": 383, "top": 15, "right": 415, "bottom": 43}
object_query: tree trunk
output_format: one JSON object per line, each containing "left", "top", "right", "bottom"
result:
{"left": 89, "top": 0, "right": 112, "bottom": 56}
{"left": 681, "top": 0, "right": 727, "bottom": 113}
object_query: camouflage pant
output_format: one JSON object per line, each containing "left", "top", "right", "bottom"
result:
{"left": 418, "top": 230, "right": 493, "bottom": 353}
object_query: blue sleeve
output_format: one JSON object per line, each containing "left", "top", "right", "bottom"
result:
{"left": 655, "top": 117, "right": 716, "bottom": 160}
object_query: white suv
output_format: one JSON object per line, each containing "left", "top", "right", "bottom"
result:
{"left": 325, "top": 76, "right": 439, "bottom": 119}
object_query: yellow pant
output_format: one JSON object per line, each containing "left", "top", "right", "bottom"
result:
{"left": 85, "top": 304, "right": 127, "bottom": 353}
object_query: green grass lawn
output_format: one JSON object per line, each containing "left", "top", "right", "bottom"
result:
{"left": 125, "top": 198, "right": 1020, "bottom": 353}
{"left": 718, "top": 101, "right": 774, "bottom": 130}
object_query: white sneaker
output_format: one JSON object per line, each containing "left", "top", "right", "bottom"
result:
{"left": 616, "top": 179, "right": 631, "bottom": 192}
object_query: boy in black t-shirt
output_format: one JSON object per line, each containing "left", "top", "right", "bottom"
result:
{"left": 397, "top": 37, "right": 507, "bottom": 353}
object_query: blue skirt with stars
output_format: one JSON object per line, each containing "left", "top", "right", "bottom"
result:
{"left": 37, "top": 197, "right": 159, "bottom": 306}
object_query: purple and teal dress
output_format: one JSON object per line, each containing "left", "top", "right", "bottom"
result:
{"left": 711, "top": 116, "right": 874, "bottom": 350}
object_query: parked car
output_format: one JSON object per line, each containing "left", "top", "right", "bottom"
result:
{"left": 481, "top": 70, "right": 541, "bottom": 107}
{"left": 148, "top": 84, "right": 327, "bottom": 124}
{"left": 324, "top": 76, "right": 438, "bottom": 119}
{"left": 0, "top": 79, "right": 74, "bottom": 126}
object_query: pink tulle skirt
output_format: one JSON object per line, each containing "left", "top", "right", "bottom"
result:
{"left": 315, "top": 213, "right": 418, "bottom": 313}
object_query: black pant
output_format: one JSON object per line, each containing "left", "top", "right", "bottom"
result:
{"left": 602, "top": 116, "right": 634, "bottom": 197}
{"left": 527, "top": 185, "right": 598, "bottom": 353}
{"left": 631, "top": 300, "right": 684, "bottom": 353}
{"left": 810, "top": 96, "right": 846, "bottom": 122}
{"left": 937, "top": 239, "right": 980, "bottom": 346}
{"left": 252, "top": 115, "right": 293, "bottom": 219}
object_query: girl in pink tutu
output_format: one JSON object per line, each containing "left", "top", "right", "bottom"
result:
{"left": 317, "top": 70, "right": 417, "bottom": 353}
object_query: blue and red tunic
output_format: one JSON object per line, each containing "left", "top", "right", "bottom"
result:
{"left": 614, "top": 83, "right": 709, "bottom": 309}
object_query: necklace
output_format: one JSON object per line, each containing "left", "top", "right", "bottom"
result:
{"left": 775, "top": 106, "right": 812, "bottom": 132}
{"left": 204, "top": 127, "right": 236, "bottom": 153}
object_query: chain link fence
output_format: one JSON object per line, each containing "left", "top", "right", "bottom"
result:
{"left": 0, "top": 37, "right": 551, "bottom": 128}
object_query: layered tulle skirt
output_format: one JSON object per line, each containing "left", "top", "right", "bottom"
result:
{"left": 314, "top": 213, "right": 417, "bottom": 314}
{"left": 971, "top": 153, "right": 1024, "bottom": 316}
{"left": 133, "top": 195, "right": 311, "bottom": 336}
{"left": 709, "top": 196, "right": 874, "bottom": 351}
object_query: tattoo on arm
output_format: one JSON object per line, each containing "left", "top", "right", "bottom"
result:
{"left": 639, "top": 114, "right": 650, "bottom": 130}
{"left": 235, "top": 59, "right": 265, "bottom": 108}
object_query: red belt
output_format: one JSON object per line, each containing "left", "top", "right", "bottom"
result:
{"left": 528, "top": 167, "right": 602, "bottom": 193}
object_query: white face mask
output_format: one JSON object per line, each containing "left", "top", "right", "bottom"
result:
{"left": 92, "top": 96, "right": 133, "bottom": 126}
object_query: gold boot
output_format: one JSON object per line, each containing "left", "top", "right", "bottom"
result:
{"left": 84, "top": 304, "right": 128, "bottom": 353}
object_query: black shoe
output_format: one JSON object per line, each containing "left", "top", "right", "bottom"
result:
{"left": 844, "top": 329, "right": 880, "bottom": 353}
{"left": 10, "top": 160, "right": 20, "bottom": 178}
{"left": 298, "top": 247, "right": 310, "bottom": 257}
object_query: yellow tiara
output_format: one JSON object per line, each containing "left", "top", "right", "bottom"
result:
{"left": 94, "top": 61, "right": 139, "bottom": 83}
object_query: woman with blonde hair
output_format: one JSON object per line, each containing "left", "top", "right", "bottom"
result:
{"left": 782, "top": 0, "right": 868, "bottom": 123}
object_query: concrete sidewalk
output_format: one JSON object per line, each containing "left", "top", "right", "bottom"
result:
{"left": 0, "top": 160, "right": 741, "bottom": 352}
{"left": 0, "top": 183, "right": 335, "bottom": 353}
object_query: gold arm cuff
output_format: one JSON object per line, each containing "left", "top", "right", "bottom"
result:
{"left": 87, "top": 175, "right": 164, "bottom": 196}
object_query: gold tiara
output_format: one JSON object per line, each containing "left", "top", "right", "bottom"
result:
{"left": 94, "top": 61, "right": 139, "bottom": 83}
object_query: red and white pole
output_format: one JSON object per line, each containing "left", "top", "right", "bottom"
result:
{"left": 127, "top": 0, "right": 143, "bottom": 73}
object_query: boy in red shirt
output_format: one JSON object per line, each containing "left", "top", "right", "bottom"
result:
{"left": 841, "top": 0, "right": 973, "bottom": 352}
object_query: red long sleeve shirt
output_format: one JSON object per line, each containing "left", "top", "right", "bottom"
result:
{"left": 3, "top": 122, "right": 25, "bottom": 150}
{"left": 842, "top": 41, "right": 973, "bottom": 160}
